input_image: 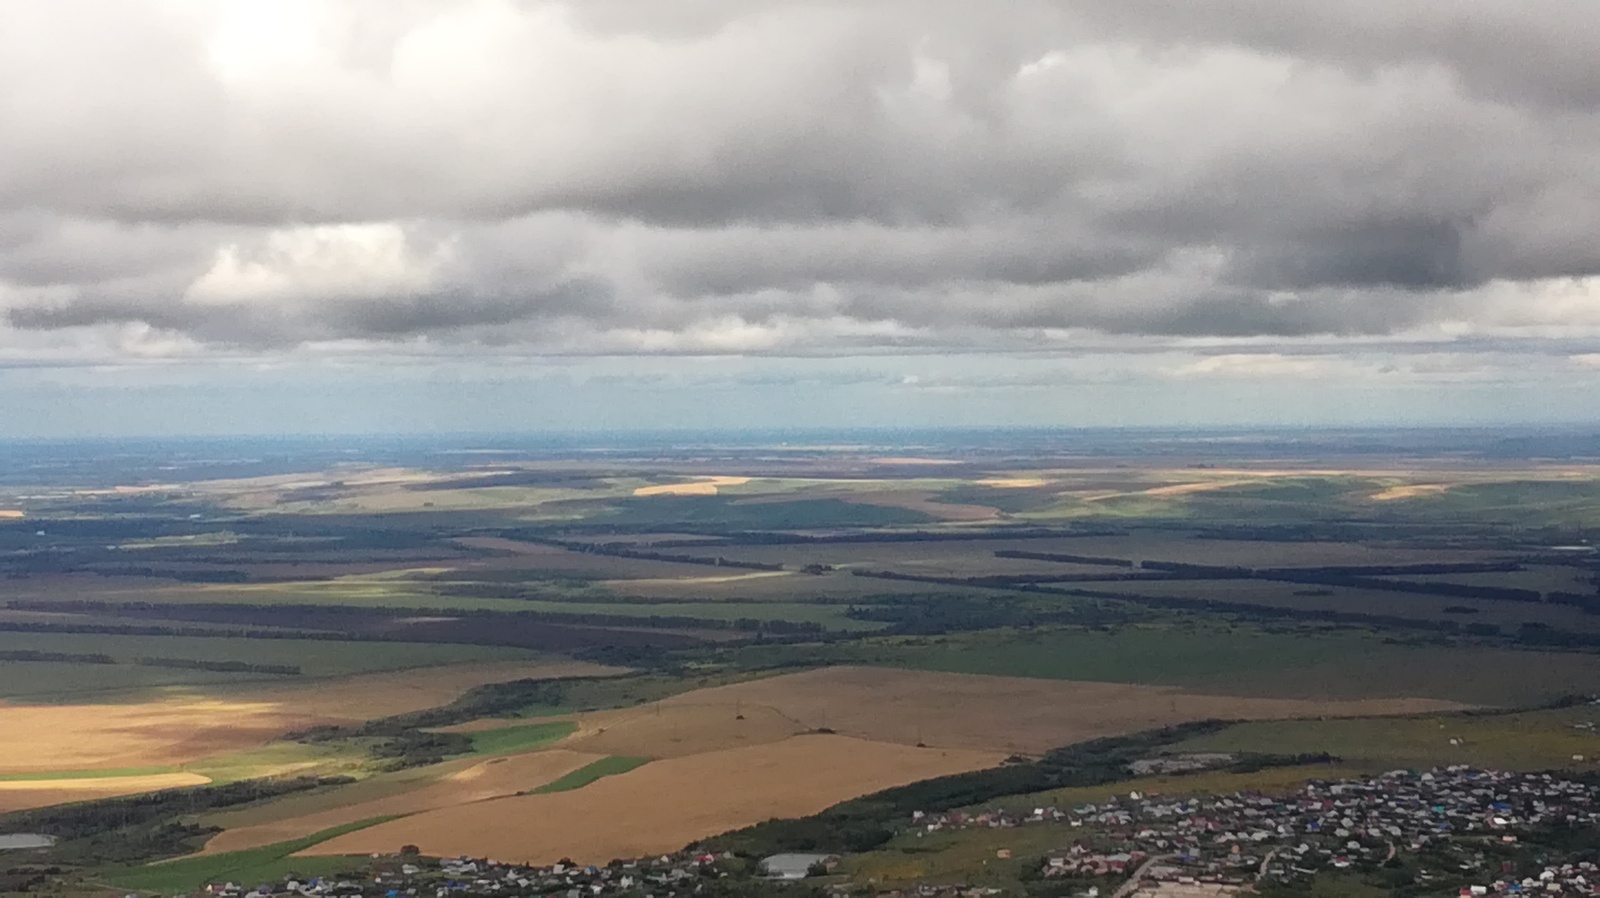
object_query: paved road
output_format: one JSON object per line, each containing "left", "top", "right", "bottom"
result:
{"left": 1112, "top": 855, "right": 1171, "bottom": 898}
{"left": 1258, "top": 848, "right": 1278, "bottom": 879}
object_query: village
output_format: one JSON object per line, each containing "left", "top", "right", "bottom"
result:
{"left": 911, "top": 766, "right": 1600, "bottom": 896}
{"left": 179, "top": 766, "right": 1600, "bottom": 898}
{"left": 193, "top": 848, "right": 756, "bottom": 898}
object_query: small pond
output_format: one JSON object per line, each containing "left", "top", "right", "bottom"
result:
{"left": 0, "top": 834, "right": 55, "bottom": 850}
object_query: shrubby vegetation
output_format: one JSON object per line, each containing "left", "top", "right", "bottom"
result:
{"left": 133, "top": 657, "right": 301, "bottom": 675}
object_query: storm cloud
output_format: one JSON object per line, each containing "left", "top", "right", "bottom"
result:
{"left": 2, "top": 0, "right": 1600, "bottom": 359}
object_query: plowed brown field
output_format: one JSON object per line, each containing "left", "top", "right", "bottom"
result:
{"left": 301, "top": 734, "right": 1004, "bottom": 863}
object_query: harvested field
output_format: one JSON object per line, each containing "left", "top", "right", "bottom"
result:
{"left": 1134, "top": 480, "right": 1256, "bottom": 498}
{"left": 611, "top": 571, "right": 794, "bottom": 587}
{"left": 201, "top": 750, "right": 605, "bottom": 854}
{"left": 640, "top": 666, "right": 1466, "bottom": 755}
{"left": 633, "top": 477, "right": 751, "bottom": 497}
{"left": 302, "top": 734, "right": 1004, "bottom": 864}
{"left": 0, "top": 661, "right": 617, "bottom": 774}
{"left": 0, "top": 773, "right": 211, "bottom": 812}
{"left": 1371, "top": 484, "right": 1450, "bottom": 501}
{"left": 0, "top": 699, "right": 311, "bottom": 774}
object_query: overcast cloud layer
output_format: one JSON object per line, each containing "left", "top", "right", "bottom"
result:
{"left": 2, "top": 1, "right": 1600, "bottom": 433}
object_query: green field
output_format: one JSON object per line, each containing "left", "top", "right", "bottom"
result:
{"left": 846, "top": 821, "right": 1078, "bottom": 889}
{"left": 474, "top": 669, "right": 789, "bottom": 719}
{"left": 466, "top": 720, "right": 578, "bottom": 756}
{"left": 530, "top": 756, "right": 650, "bottom": 793}
{"left": 707, "top": 623, "right": 1600, "bottom": 705}
{"left": 47, "top": 577, "right": 886, "bottom": 630}
{"left": 0, "top": 632, "right": 546, "bottom": 700}
{"left": 847, "top": 765, "right": 1363, "bottom": 888}
{"left": 984, "top": 763, "right": 1365, "bottom": 814}
{"left": 744, "top": 624, "right": 1380, "bottom": 687}
{"left": 1176, "top": 706, "right": 1600, "bottom": 770}
{"left": 0, "top": 660, "right": 267, "bottom": 700}
{"left": 185, "top": 740, "right": 377, "bottom": 785}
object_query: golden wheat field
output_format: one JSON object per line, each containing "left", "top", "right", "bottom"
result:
{"left": 0, "top": 660, "right": 614, "bottom": 774}
{"left": 301, "top": 734, "right": 1004, "bottom": 863}
{"left": 201, "top": 749, "right": 606, "bottom": 854}
{"left": 641, "top": 666, "right": 1466, "bottom": 754}
{"left": 0, "top": 773, "right": 213, "bottom": 812}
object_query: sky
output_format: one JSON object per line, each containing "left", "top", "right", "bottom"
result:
{"left": 3, "top": 0, "right": 1600, "bottom": 437}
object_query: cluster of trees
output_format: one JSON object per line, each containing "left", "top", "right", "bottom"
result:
{"left": 0, "top": 649, "right": 299, "bottom": 674}
{"left": 1550, "top": 592, "right": 1600, "bottom": 613}
{"left": 83, "top": 565, "right": 253, "bottom": 582}
{"left": 0, "top": 775, "right": 347, "bottom": 866}
{"left": 291, "top": 715, "right": 473, "bottom": 769}
{"left": 851, "top": 568, "right": 1187, "bottom": 593}
{"left": 994, "top": 549, "right": 1136, "bottom": 568}
{"left": 844, "top": 594, "right": 1129, "bottom": 634}
{"left": 133, "top": 657, "right": 300, "bottom": 675}
{"left": 0, "top": 649, "right": 114, "bottom": 664}
{"left": 846, "top": 567, "right": 1600, "bottom": 648}
{"left": 991, "top": 551, "right": 1600, "bottom": 610}
{"left": 509, "top": 536, "right": 783, "bottom": 571}
{"left": 9, "top": 598, "right": 821, "bottom": 646}
{"left": 290, "top": 674, "right": 611, "bottom": 768}
{"left": 0, "top": 617, "right": 324, "bottom": 641}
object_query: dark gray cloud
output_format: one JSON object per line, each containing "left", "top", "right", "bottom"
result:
{"left": 1, "top": 0, "right": 1598, "bottom": 357}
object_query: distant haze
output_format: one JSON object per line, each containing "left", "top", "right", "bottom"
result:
{"left": 2, "top": 2, "right": 1599, "bottom": 436}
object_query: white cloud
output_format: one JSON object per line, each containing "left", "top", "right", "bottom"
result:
{"left": 0, "top": 0, "right": 1596, "bottom": 416}
{"left": 185, "top": 223, "right": 448, "bottom": 305}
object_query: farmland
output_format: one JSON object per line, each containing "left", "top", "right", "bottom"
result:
{"left": 0, "top": 660, "right": 609, "bottom": 774}
{"left": 197, "top": 749, "right": 608, "bottom": 855}
{"left": 631, "top": 666, "right": 1462, "bottom": 753}
{"left": 301, "top": 734, "right": 1006, "bottom": 864}
{"left": 3, "top": 429, "right": 1600, "bottom": 890}
{"left": 1174, "top": 705, "right": 1600, "bottom": 771}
